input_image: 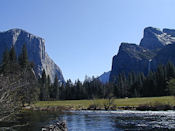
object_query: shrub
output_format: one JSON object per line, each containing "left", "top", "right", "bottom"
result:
{"left": 136, "top": 102, "right": 174, "bottom": 111}
{"left": 103, "top": 97, "right": 116, "bottom": 111}
{"left": 88, "top": 99, "right": 101, "bottom": 110}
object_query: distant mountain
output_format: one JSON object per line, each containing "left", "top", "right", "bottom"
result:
{"left": 98, "top": 71, "right": 110, "bottom": 84}
{"left": 0, "top": 28, "right": 64, "bottom": 83}
{"left": 110, "top": 27, "right": 175, "bottom": 82}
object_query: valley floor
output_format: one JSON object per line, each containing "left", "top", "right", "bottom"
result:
{"left": 32, "top": 96, "right": 175, "bottom": 111}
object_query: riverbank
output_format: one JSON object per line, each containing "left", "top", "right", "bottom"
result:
{"left": 26, "top": 96, "right": 175, "bottom": 111}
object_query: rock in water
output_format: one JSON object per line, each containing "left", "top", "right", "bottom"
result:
{"left": 0, "top": 28, "right": 64, "bottom": 83}
{"left": 42, "top": 120, "right": 67, "bottom": 131}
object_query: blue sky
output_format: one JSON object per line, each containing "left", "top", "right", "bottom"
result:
{"left": 0, "top": 0, "right": 175, "bottom": 82}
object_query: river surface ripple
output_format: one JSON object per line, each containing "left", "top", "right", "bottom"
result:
{"left": 62, "top": 110, "right": 175, "bottom": 131}
{"left": 1, "top": 110, "right": 175, "bottom": 131}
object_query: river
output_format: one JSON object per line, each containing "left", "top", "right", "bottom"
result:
{"left": 0, "top": 110, "right": 175, "bottom": 130}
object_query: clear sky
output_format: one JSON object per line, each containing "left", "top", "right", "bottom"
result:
{"left": 0, "top": 0, "right": 175, "bottom": 82}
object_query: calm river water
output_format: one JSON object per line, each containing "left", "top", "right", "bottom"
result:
{"left": 0, "top": 110, "right": 175, "bottom": 131}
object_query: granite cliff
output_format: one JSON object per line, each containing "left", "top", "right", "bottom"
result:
{"left": 110, "top": 27, "right": 175, "bottom": 82}
{"left": 0, "top": 29, "right": 64, "bottom": 83}
{"left": 140, "top": 27, "right": 175, "bottom": 50}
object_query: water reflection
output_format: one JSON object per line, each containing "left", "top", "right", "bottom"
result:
{"left": 0, "top": 110, "right": 175, "bottom": 131}
{"left": 63, "top": 110, "right": 175, "bottom": 131}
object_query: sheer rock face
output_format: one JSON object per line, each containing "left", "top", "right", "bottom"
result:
{"left": 151, "top": 44, "right": 175, "bottom": 70}
{"left": 110, "top": 43, "right": 154, "bottom": 81}
{"left": 0, "top": 29, "right": 64, "bottom": 83}
{"left": 109, "top": 27, "right": 175, "bottom": 82}
{"left": 140, "top": 27, "right": 175, "bottom": 50}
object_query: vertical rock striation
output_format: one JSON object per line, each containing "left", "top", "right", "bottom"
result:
{"left": 0, "top": 28, "right": 64, "bottom": 83}
{"left": 109, "top": 27, "right": 175, "bottom": 82}
{"left": 110, "top": 42, "right": 154, "bottom": 82}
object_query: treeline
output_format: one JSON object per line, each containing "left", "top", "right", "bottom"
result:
{"left": 0, "top": 45, "right": 33, "bottom": 73}
{"left": 1, "top": 45, "right": 175, "bottom": 103}
{"left": 39, "top": 74, "right": 110, "bottom": 100}
{"left": 39, "top": 62, "right": 175, "bottom": 100}
{"left": 113, "top": 62, "right": 175, "bottom": 98}
{"left": 0, "top": 44, "right": 38, "bottom": 109}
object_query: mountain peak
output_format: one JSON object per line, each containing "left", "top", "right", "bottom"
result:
{"left": 5, "top": 28, "right": 29, "bottom": 35}
{"left": 163, "top": 28, "right": 175, "bottom": 37}
{"left": 110, "top": 26, "right": 175, "bottom": 82}
{"left": 0, "top": 28, "right": 64, "bottom": 83}
{"left": 140, "top": 27, "right": 175, "bottom": 50}
{"left": 7, "top": 28, "right": 25, "bottom": 32}
{"left": 143, "top": 27, "right": 162, "bottom": 37}
{"left": 1, "top": 28, "right": 44, "bottom": 41}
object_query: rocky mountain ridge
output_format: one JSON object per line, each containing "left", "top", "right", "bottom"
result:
{"left": 0, "top": 28, "right": 64, "bottom": 83}
{"left": 110, "top": 27, "right": 175, "bottom": 82}
{"left": 140, "top": 27, "right": 175, "bottom": 50}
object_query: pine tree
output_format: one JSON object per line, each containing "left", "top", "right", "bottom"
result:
{"left": 155, "top": 65, "right": 167, "bottom": 96}
{"left": 116, "top": 73, "right": 127, "bottom": 98}
{"left": 142, "top": 71, "right": 156, "bottom": 97}
{"left": 166, "top": 61, "right": 175, "bottom": 79}
{"left": 8, "top": 46, "right": 19, "bottom": 72}
{"left": 9, "top": 46, "right": 17, "bottom": 63}
{"left": 49, "top": 74, "right": 60, "bottom": 100}
{"left": 64, "top": 79, "right": 73, "bottom": 99}
{"left": 19, "top": 44, "right": 28, "bottom": 68}
{"left": 41, "top": 70, "right": 46, "bottom": 82}
{"left": 75, "top": 79, "right": 83, "bottom": 99}
{"left": 2, "top": 48, "right": 9, "bottom": 64}
{"left": 39, "top": 69, "right": 49, "bottom": 101}
{"left": 53, "top": 74, "right": 59, "bottom": 99}
{"left": 1, "top": 49, "right": 10, "bottom": 72}
{"left": 47, "top": 75, "right": 51, "bottom": 87}
{"left": 167, "top": 78, "right": 175, "bottom": 96}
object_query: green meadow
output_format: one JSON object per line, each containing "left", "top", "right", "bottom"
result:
{"left": 34, "top": 96, "right": 175, "bottom": 109}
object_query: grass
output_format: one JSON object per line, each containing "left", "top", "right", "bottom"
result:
{"left": 34, "top": 96, "right": 175, "bottom": 109}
